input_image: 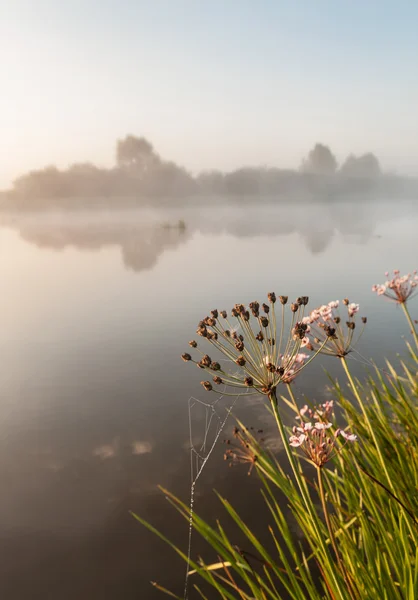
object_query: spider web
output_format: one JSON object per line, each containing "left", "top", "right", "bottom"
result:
{"left": 183, "top": 376, "right": 252, "bottom": 599}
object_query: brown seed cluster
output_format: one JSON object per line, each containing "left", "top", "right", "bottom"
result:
{"left": 181, "top": 293, "right": 313, "bottom": 395}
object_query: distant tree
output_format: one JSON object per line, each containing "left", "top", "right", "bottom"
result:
{"left": 224, "top": 168, "right": 262, "bottom": 195}
{"left": 13, "top": 165, "right": 64, "bottom": 198}
{"left": 116, "top": 135, "right": 160, "bottom": 174}
{"left": 143, "top": 160, "right": 196, "bottom": 196}
{"left": 197, "top": 170, "right": 225, "bottom": 194}
{"left": 300, "top": 143, "right": 338, "bottom": 175}
{"left": 340, "top": 153, "right": 381, "bottom": 178}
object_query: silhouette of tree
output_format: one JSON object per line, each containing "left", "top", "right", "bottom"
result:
{"left": 300, "top": 143, "right": 338, "bottom": 175}
{"left": 340, "top": 153, "right": 381, "bottom": 178}
{"left": 116, "top": 135, "right": 160, "bottom": 174}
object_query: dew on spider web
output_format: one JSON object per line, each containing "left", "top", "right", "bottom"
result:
{"left": 182, "top": 389, "right": 243, "bottom": 599}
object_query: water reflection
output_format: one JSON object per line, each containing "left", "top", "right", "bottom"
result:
{"left": 0, "top": 198, "right": 417, "bottom": 599}
{"left": 1, "top": 198, "right": 414, "bottom": 273}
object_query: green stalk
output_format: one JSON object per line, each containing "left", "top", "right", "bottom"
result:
{"left": 317, "top": 467, "right": 357, "bottom": 600}
{"left": 286, "top": 384, "right": 299, "bottom": 414}
{"left": 401, "top": 302, "right": 418, "bottom": 349}
{"left": 340, "top": 357, "right": 393, "bottom": 491}
{"left": 268, "top": 388, "right": 348, "bottom": 600}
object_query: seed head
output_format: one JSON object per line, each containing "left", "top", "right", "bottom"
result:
{"left": 182, "top": 353, "right": 192, "bottom": 362}
{"left": 279, "top": 296, "right": 288, "bottom": 305}
{"left": 201, "top": 381, "right": 213, "bottom": 391}
{"left": 201, "top": 354, "right": 211, "bottom": 366}
{"left": 220, "top": 310, "right": 227, "bottom": 318}
{"left": 249, "top": 301, "right": 260, "bottom": 317}
{"left": 184, "top": 291, "right": 317, "bottom": 396}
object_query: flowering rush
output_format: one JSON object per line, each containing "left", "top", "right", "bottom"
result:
{"left": 181, "top": 294, "right": 320, "bottom": 395}
{"left": 289, "top": 420, "right": 357, "bottom": 467}
{"left": 299, "top": 299, "right": 366, "bottom": 358}
{"left": 297, "top": 399, "right": 335, "bottom": 423}
{"left": 372, "top": 270, "right": 418, "bottom": 304}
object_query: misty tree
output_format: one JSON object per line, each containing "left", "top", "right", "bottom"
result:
{"left": 13, "top": 166, "right": 64, "bottom": 198}
{"left": 340, "top": 153, "right": 381, "bottom": 178}
{"left": 197, "top": 170, "right": 225, "bottom": 194}
{"left": 116, "top": 135, "right": 160, "bottom": 174}
{"left": 300, "top": 143, "right": 338, "bottom": 175}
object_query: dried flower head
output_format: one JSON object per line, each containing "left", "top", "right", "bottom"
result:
{"left": 289, "top": 420, "right": 357, "bottom": 467}
{"left": 182, "top": 292, "right": 320, "bottom": 396}
{"left": 302, "top": 300, "right": 366, "bottom": 357}
{"left": 372, "top": 270, "right": 418, "bottom": 304}
{"left": 223, "top": 426, "right": 264, "bottom": 475}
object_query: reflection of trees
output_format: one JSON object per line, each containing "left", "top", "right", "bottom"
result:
{"left": 2, "top": 199, "right": 414, "bottom": 269}
{"left": 120, "top": 226, "right": 189, "bottom": 272}
{"left": 8, "top": 219, "right": 190, "bottom": 273}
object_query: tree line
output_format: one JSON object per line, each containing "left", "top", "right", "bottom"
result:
{"left": 3, "top": 135, "right": 414, "bottom": 207}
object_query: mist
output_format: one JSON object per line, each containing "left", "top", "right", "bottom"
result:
{"left": 1, "top": 135, "right": 418, "bottom": 211}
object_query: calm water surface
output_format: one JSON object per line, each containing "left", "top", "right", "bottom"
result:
{"left": 0, "top": 200, "right": 417, "bottom": 599}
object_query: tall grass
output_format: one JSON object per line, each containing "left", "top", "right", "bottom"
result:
{"left": 134, "top": 280, "right": 418, "bottom": 599}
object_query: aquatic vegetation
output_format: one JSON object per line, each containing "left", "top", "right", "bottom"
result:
{"left": 303, "top": 298, "right": 366, "bottom": 358}
{"left": 182, "top": 294, "right": 323, "bottom": 396}
{"left": 372, "top": 269, "right": 418, "bottom": 304}
{"left": 134, "top": 274, "right": 418, "bottom": 600}
{"left": 373, "top": 269, "right": 418, "bottom": 348}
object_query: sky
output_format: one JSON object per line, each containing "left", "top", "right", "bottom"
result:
{"left": 1, "top": 0, "right": 418, "bottom": 188}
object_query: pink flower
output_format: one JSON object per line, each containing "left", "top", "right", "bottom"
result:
{"left": 372, "top": 270, "right": 418, "bottom": 304}
{"left": 347, "top": 303, "right": 359, "bottom": 317}
{"left": 295, "top": 353, "right": 309, "bottom": 364}
{"left": 289, "top": 417, "right": 357, "bottom": 466}
{"left": 338, "top": 430, "right": 357, "bottom": 442}
{"left": 289, "top": 434, "right": 305, "bottom": 447}
{"left": 305, "top": 299, "right": 365, "bottom": 358}
{"left": 314, "top": 422, "right": 332, "bottom": 430}
{"left": 300, "top": 336, "right": 310, "bottom": 348}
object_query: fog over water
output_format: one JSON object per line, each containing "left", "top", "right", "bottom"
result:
{"left": 0, "top": 198, "right": 417, "bottom": 599}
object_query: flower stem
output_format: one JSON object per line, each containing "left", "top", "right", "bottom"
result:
{"left": 268, "top": 388, "right": 347, "bottom": 599}
{"left": 401, "top": 302, "right": 418, "bottom": 349}
{"left": 317, "top": 467, "right": 357, "bottom": 600}
{"left": 340, "top": 357, "right": 393, "bottom": 491}
{"left": 286, "top": 384, "right": 299, "bottom": 413}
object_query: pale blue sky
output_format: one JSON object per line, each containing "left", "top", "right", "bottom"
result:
{"left": 1, "top": 0, "right": 418, "bottom": 187}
